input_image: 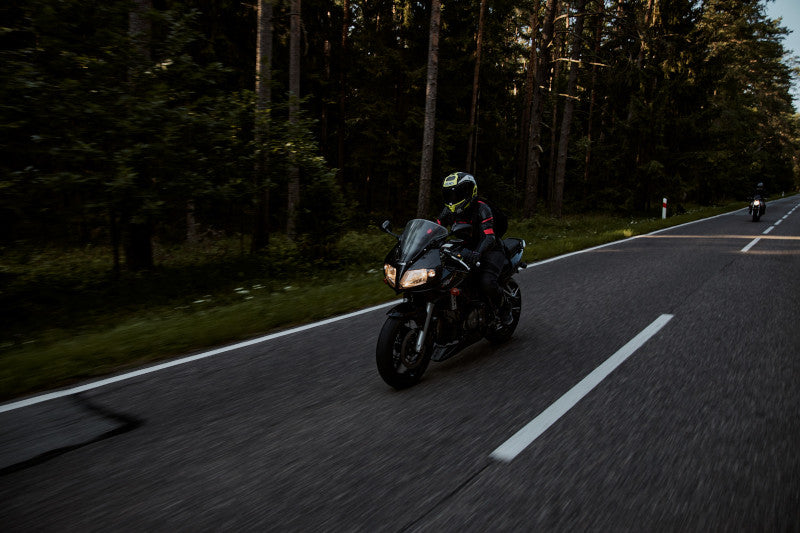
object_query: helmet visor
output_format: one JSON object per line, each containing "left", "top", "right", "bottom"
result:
{"left": 443, "top": 186, "right": 463, "bottom": 206}
{"left": 443, "top": 179, "right": 475, "bottom": 206}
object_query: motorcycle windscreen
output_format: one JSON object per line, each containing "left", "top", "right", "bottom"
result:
{"left": 397, "top": 219, "right": 448, "bottom": 263}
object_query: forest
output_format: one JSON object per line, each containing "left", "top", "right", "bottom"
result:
{"left": 1, "top": 0, "right": 799, "bottom": 272}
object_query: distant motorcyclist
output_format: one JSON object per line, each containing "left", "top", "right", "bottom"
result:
{"left": 750, "top": 182, "right": 767, "bottom": 215}
{"left": 435, "top": 171, "right": 513, "bottom": 325}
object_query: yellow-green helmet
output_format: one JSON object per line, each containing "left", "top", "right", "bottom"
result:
{"left": 442, "top": 172, "right": 477, "bottom": 214}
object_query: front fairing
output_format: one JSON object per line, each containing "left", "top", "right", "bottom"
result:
{"left": 397, "top": 219, "right": 448, "bottom": 262}
{"left": 384, "top": 219, "right": 448, "bottom": 292}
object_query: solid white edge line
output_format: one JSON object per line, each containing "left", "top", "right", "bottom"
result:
{"left": 0, "top": 200, "right": 791, "bottom": 413}
{"left": 489, "top": 314, "right": 674, "bottom": 463}
{"left": 741, "top": 237, "right": 761, "bottom": 253}
{"left": 0, "top": 300, "right": 398, "bottom": 414}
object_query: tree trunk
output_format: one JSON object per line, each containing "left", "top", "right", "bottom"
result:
{"left": 252, "top": 0, "right": 273, "bottom": 252}
{"left": 417, "top": 0, "right": 441, "bottom": 218}
{"left": 124, "top": 0, "right": 154, "bottom": 272}
{"left": 465, "top": 0, "right": 487, "bottom": 174}
{"left": 129, "top": 0, "right": 151, "bottom": 62}
{"left": 583, "top": 2, "right": 604, "bottom": 193}
{"left": 338, "top": 0, "right": 350, "bottom": 181}
{"left": 287, "top": 0, "right": 301, "bottom": 238}
{"left": 548, "top": 14, "right": 566, "bottom": 208}
{"left": 553, "top": 0, "right": 587, "bottom": 218}
{"left": 110, "top": 208, "right": 120, "bottom": 278}
{"left": 186, "top": 200, "right": 198, "bottom": 243}
{"left": 517, "top": 2, "right": 541, "bottom": 202}
{"left": 123, "top": 215, "right": 154, "bottom": 271}
{"left": 523, "top": 0, "right": 559, "bottom": 218}
{"left": 627, "top": 0, "right": 656, "bottom": 123}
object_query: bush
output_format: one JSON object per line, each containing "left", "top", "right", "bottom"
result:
{"left": 334, "top": 229, "right": 393, "bottom": 269}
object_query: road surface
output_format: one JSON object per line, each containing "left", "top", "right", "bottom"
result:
{"left": 2, "top": 197, "right": 799, "bottom": 530}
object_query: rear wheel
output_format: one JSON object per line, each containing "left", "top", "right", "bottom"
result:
{"left": 376, "top": 316, "right": 431, "bottom": 389}
{"left": 485, "top": 278, "right": 521, "bottom": 344}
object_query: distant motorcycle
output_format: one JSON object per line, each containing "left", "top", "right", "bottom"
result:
{"left": 376, "top": 219, "right": 526, "bottom": 389}
{"left": 749, "top": 195, "right": 766, "bottom": 222}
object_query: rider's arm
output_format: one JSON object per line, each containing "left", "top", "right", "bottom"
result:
{"left": 474, "top": 201, "right": 498, "bottom": 255}
{"left": 436, "top": 208, "right": 453, "bottom": 227}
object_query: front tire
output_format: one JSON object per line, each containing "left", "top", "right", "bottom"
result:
{"left": 485, "top": 278, "right": 522, "bottom": 344}
{"left": 376, "top": 316, "right": 431, "bottom": 389}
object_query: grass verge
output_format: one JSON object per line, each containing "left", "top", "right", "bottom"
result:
{"left": 0, "top": 202, "right": 748, "bottom": 401}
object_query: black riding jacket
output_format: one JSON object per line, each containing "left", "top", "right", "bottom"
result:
{"left": 435, "top": 200, "right": 500, "bottom": 256}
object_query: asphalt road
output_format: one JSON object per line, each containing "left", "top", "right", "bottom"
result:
{"left": 2, "top": 197, "right": 799, "bottom": 531}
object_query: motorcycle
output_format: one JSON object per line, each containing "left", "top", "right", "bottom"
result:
{"left": 749, "top": 195, "right": 766, "bottom": 222}
{"left": 376, "top": 218, "right": 526, "bottom": 389}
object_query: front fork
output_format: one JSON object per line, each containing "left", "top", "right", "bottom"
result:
{"left": 415, "top": 301, "right": 436, "bottom": 353}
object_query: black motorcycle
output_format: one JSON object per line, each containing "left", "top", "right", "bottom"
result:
{"left": 376, "top": 218, "right": 526, "bottom": 389}
{"left": 749, "top": 195, "right": 766, "bottom": 222}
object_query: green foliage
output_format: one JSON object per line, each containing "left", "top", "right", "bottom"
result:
{"left": 334, "top": 229, "right": 395, "bottom": 269}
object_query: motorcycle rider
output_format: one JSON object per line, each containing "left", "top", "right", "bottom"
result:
{"left": 435, "top": 171, "right": 513, "bottom": 326}
{"left": 750, "top": 182, "right": 767, "bottom": 214}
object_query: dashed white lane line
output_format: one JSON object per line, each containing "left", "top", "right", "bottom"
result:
{"left": 741, "top": 238, "right": 762, "bottom": 253}
{"left": 490, "top": 314, "right": 674, "bottom": 463}
{"left": 741, "top": 202, "right": 799, "bottom": 252}
{"left": 742, "top": 225, "right": 774, "bottom": 251}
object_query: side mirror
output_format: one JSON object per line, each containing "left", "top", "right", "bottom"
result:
{"left": 380, "top": 220, "right": 400, "bottom": 240}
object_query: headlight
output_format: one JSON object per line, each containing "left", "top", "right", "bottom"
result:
{"left": 399, "top": 268, "right": 436, "bottom": 288}
{"left": 384, "top": 264, "right": 397, "bottom": 287}
{"left": 754, "top": 200, "right": 761, "bottom": 205}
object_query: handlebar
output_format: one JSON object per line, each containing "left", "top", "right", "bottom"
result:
{"left": 441, "top": 247, "right": 478, "bottom": 270}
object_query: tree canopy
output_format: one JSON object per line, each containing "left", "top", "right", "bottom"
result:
{"left": 1, "top": 0, "right": 798, "bottom": 269}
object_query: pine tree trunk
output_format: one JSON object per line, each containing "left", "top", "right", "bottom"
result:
{"left": 517, "top": 2, "right": 540, "bottom": 201}
{"left": 465, "top": 0, "right": 486, "bottom": 174}
{"left": 553, "top": 0, "right": 587, "bottom": 218}
{"left": 110, "top": 208, "right": 120, "bottom": 278}
{"left": 186, "top": 200, "right": 198, "bottom": 243}
{"left": 583, "top": 3, "right": 604, "bottom": 193}
{"left": 129, "top": 0, "right": 151, "bottom": 62}
{"left": 548, "top": 16, "right": 565, "bottom": 208}
{"left": 123, "top": 215, "right": 154, "bottom": 271}
{"left": 338, "top": 0, "right": 349, "bottom": 180}
{"left": 287, "top": 0, "right": 301, "bottom": 238}
{"left": 417, "top": 0, "right": 441, "bottom": 218}
{"left": 252, "top": 0, "right": 273, "bottom": 252}
{"left": 124, "top": 0, "right": 154, "bottom": 271}
{"left": 523, "top": 0, "right": 559, "bottom": 218}
{"left": 627, "top": 0, "right": 655, "bottom": 123}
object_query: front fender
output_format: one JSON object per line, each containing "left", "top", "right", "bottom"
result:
{"left": 386, "top": 301, "right": 424, "bottom": 319}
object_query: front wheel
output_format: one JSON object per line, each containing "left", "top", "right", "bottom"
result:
{"left": 485, "top": 278, "right": 522, "bottom": 344}
{"left": 753, "top": 211, "right": 760, "bottom": 222}
{"left": 376, "top": 316, "right": 431, "bottom": 389}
